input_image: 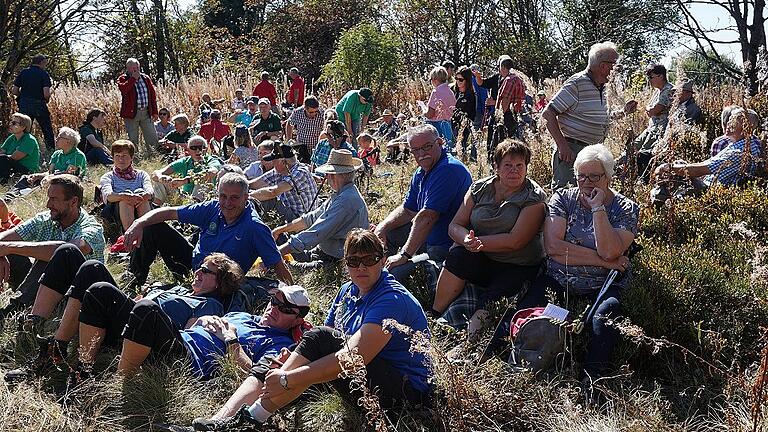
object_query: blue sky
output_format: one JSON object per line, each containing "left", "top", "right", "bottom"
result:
{"left": 662, "top": 2, "right": 742, "bottom": 66}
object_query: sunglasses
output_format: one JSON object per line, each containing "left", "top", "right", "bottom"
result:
{"left": 9, "top": 121, "right": 22, "bottom": 126}
{"left": 159, "top": 112, "right": 169, "bottom": 117}
{"left": 270, "top": 296, "right": 299, "bottom": 315}
{"left": 455, "top": 78, "right": 465, "bottom": 82}
{"left": 345, "top": 254, "right": 382, "bottom": 268}
{"left": 198, "top": 265, "right": 217, "bottom": 275}
{"left": 188, "top": 146, "right": 204, "bottom": 151}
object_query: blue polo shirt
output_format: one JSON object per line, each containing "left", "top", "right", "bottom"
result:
{"left": 14, "top": 65, "right": 52, "bottom": 101}
{"left": 402, "top": 149, "right": 472, "bottom": 249}
{"left": 324, "top": 270, "right": 431, "bottom": 393}
{"left": 472, "top": 76, "right": 488, "bottom": 117}
{"left": 180, "top": 312, "right": 294, "bottom": 379}
{"left": 145, "top": 286, "right": 224, "bottom": 329}
{"left": 177, "top": 200, "right": 282, "bottom": 272}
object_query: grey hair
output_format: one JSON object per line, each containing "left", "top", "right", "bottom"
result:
{"left": 57, "top": 127, "right": 81, "bottom": 146}
{"left": 587, "top": 41, "right": 619, "bottom": 70}
{"left": 721, "top": 105, "right": 739, "bottom": 132}
{"left": 573, "top": 144, "right": 616, "bottom": 178}
{"left": 407, "top": 123, "right": 439, "bottom": 145}
{"left": 126, "top": 58, "right": 140, "bottom": 66}
{"left": 217, "top": 172, "right": 249, "bottom": 195}
{"left": 429, "top": 66, "right": 448, "bottom": 84}
{"left": 337, "top": 171, "right": 356, "bottom": 184}
{"left": 746, "top": 109, "right": 760, "bottom": 130}
{"left": 188, "top": 135, "right": 207, "bottom": 148}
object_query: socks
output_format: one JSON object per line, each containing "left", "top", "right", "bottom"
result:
{"left": 247, "top": 401, "right": 273, "bottom": 423}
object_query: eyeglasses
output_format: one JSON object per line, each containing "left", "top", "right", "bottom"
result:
{"left": 188, "top": 146, "right": 204, "bottom": 151}
{"left": 576, "top": 173, "right": 606, "bottom": 183}
{"left": 455, "top": 78, "right": 465, "bottom": 82}
{"left": 198, "top": 265, "right": 217, "bottom": 275}
{"left": 270, "top": 296, "right": 299, "bottom": 315}
{"left": 345, "top": 254, "right": 382, "bottom": 268}
{"left": 409, "top": 141, "right": 436, "bottom": 154}
{"left": 9, "top": 121, "right": 21, "bottom": 126}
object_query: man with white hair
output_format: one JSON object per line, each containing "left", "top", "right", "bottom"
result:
{"left": 542, "top": 41, "right": 638, "bottom": 189}
{"left": 152, "top": 135, "right": 223, "bottom": 204}
{"left": 117, "top": 58, "right": 160, "bottom": 158}
{"left": 374, "top": 124, "right": 472, "bottom": 282}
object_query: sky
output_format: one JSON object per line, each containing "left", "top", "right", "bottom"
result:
{"left": 661, "top": 2, "right": 743, "bottom": 66}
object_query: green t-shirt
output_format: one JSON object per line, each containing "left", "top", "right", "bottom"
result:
{"left": 49, "top": 147, "right": 87, "bottom": 177}
{"left": 1, "top": 133, "right": 40, "bottom": 172}
{"left": 163, "top": 129, "right": 193, "bottom": 145}
{"left": 250, "top": 112, "right": 282, "bottom": 133}
{"left": 169, "top": 155, "right": 223, "bottom": 193}
{"left": 335, "top": 90, "right": 372, "bottom": 121}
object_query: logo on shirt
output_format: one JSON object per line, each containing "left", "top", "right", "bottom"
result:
{"left": 207, "top": 222, "right": 218, "bottom": 234}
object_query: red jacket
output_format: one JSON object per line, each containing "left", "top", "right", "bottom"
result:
{"left": 117, "top": 73, "right": 159, "bottom": 119}
{"left": 199, "top": 119, "right": 231, "bottom": 144}
{"left": 252, "top": 80, "right": 277, "bottom": 106}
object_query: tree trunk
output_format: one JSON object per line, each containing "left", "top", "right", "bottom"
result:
{"left": 161, "top": 0, "right": 181, "bottom": 79}
{"left": 153, "top": 0, "right": 166, "bottom": 81}
{"left": 127, "top": 0, "right": 151, "bottom": 74}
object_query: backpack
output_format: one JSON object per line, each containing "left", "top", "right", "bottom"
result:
{"left": 508, "top": 307, "right": 568, "bottom": 372}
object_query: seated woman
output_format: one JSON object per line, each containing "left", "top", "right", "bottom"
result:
{"left": 518, "top": 144, "right": 638, "bottom": 378}
{"left": 271, "top": 149, "right": 369, "bottom": 268}
{"left": 98, "top": 140, "right": 153, "bottom": 230}
{"left": 6, "top": 127, "right": 88, "bottom": 199}
{"left": 159, "top": 113, "right": 192, "bottom": 160}
{"left": 155, "top": 107, "right": 175, "bottom": 141}
{"left": 78, "top": 108, "right": 113, "bottom": 166}
{"left": 228, "top": 125, "right": 259, "bottom": 169}
{"left": 0, "top": 112, "right": 41, "bottom": 182}
{"left": 244, "top": 141, "right": 274, "bottom": 180}
{"left": 68, "top": 253, "right": 244, "bottom": 383}
{"left": 191, "top": 229, "right": 431, "bottom": 431}
{"left": 117, "top": 285, "right": 311, "bottom": 380}
{"left": 431, "top": 139, "right": 546, "bottom": 332}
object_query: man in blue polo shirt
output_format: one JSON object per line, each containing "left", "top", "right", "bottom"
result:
{"left": 374, "top": 124, "right": 472, "bottom": 282}
{"left": 12, "top": 54, "right": 55, "bottom": 153}
{"left": 123, "top": 172, "right": 293, "bottom": 286}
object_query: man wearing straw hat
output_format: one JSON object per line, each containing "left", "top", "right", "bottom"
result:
{"left": 271, "top": 149, "right": 369, "bottom": 268}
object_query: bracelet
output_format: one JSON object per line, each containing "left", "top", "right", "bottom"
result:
{"left": 400, "top": 249, "right": 413, "bottom": 260}
{"left": 591, "top": 205, "right": 606, "bottom": 214}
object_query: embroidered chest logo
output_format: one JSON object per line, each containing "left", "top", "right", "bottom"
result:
{"left": 207, "top": 222, "right": 218, "bottom": 235}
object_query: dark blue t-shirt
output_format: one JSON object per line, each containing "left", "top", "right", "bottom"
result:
{"left": 145, "top": 286, "right": 224, "bottom": 329}
{"left": 180, "top": 312, "right": 294, "bottom": 379}
{"left": 403, "top": 149, "right": 472, "bottom": 249}
{"left": 324, "top": 270, "right": 431, "bottom": 393}
{"left": 13, "top": 65, "right": 52, "bottom": 101}
{"left": 177, "top": 200, "right": 282, "bottom": 272}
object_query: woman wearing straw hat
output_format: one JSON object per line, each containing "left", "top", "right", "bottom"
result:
{"left": 271, "top": 149, "right": 369, "bottom": 268}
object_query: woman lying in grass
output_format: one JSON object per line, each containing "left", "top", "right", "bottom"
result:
{"left": 192, "top": 228, "right": 431, "bottom": 432}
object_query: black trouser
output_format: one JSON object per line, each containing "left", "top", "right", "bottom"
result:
{"left": 0, "top": 155, "right": 30, "bottom": 182}
{"left": 79, "top": 282, "right": 135, "bottom": 345}
{"left": 129, "top": 223, "right": 194, "bottom": 286}
{"left": 18, "top": 96, "right": 55, "bottom": 152}
{"left": 38, "top": 243, "right": 88, "bottom": 297}
{"left": 121, "top": 299, "right": 186, "bottom": 358}
{"left": 293, "top": 326, "right": 428, "bottom": 409}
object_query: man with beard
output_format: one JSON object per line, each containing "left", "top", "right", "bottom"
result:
{"left": 0, "top": 174, "right": 105, "bottom": 319}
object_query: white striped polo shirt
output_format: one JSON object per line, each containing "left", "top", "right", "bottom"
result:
{"left": 546, "top": 70, "right": 610, "bottom": 145}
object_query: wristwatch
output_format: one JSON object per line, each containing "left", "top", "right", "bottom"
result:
{"left": 399, "top": 248, "right": 413, "bottom": 260}
{"left": 591, "top": 205, "right": 606, "bottom": 214}
{"left": 279, "top": 373, "right": 289, "bottom": 390}
{"left": 225, "top": 337, "right": 239, "bottom": 346}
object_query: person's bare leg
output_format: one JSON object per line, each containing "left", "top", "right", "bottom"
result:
{"left": 118, "top": 201, "right": 135, "bottom": 230}
{"left": 213, "top": 376, "right": 264, "bottom": 419}
{"left": 258, "top": 352, "right": 313, "bottom": 413}
{"left": 432, "top": 269, "right": 467, "bottom": 313}
{"left": 53, "top": 298, "right": 82, "bottom": 342}
{"left": 116, "top": 339, "right": 151, "bottom": 375}
{"left": 136, "top": 201, "right": 151, "bottom": 217}
{"left": 30, "top": 285, "right": 65, "bottom": 319}
{"left": 78, "top": 323, "right": 107, "bottom": 365}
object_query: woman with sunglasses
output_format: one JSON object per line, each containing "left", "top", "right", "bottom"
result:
{"left": 0, "top": 112, "right": 40, "bottom": 182}
{"left": 154, "top": 108, "right": 175, "bottom": 140}
{"left": 191, "top": 229, "right": 431, "bottom": 431}
{"left": 452, "top": 66, "right": 477, "bottom": 161}
{"left": 518, "top": 144, "right": 639, "bottom": 379}
{"left": 61, "top": 253, "right": 243, "bottom": 385}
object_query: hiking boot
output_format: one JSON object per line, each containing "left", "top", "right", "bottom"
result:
{"left": 192, "top": 405, "right": 263, "bottom": 431}
{"left": 65, "top": 362, "right": 93, "bottom": 392}
{"left": 4, "top": 336, "right": 67, "bottom": 383}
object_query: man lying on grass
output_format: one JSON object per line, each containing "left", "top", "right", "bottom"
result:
{"left": 191, "top": 229, "right": 431, "bottom": 431}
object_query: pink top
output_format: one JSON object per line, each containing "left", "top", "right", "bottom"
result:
{"left": 427, "top": 83, "right": 456, "bottom": 121}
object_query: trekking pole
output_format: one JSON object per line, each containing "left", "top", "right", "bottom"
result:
{"left": 308, "top": 176, "right": 326, "bottom": 211}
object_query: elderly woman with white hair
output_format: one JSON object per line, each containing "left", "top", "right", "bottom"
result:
{"left": 518, "top": 144, "right": 639, "bottom": 378}
{"left": 424, "top": 66, "right": 457, "bottom": 151}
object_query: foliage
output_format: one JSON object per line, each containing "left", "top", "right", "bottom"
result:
{"left": 322, "top": 22, "right": 404, "bottom": 95}
{"left": 671, "top": 49, "right": 741, "bottom": 88}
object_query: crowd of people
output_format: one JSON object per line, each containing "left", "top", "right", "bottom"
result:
{"left": 0, "top": 40, "right": 764, "bottom": 431}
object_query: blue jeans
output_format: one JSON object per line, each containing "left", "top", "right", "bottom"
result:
{"left": 426, "top": 120, "right": 454, "bottom": 152}
{"left": 86, "top": 147, "right": 113, "bottom": 165}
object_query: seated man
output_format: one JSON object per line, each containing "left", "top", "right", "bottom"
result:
{"left": 271, "top": 149, "right": 369, "bottom": 267}
{"left": 116, "top": 285, "right": 311, "bottom": 379}
{"left": 673, "top": 80, "right": 702, "bottom": 125}
{"left": 0, "top": 175, "right": 105, "bottom": 320}
{"left": 653, "top": 107, "right": 762, "bottom": 188}
{"left": 633, "top": 64, "right": 673, "bottom": 180}
{"left": 249, "top": 144, "right": 318, "bottom": 223}
{"left": 375, "top": 109, "right": 400, "bottom": 140}
{"left": 249, "top": 98, "right": 282, "bottom": 144}
{"left": 374, "top": 124, "right": 472, "bottom": 282}
{"left": 190, "top": 230, "right": 430, "bottom": 431}
{"left": 310, "top": 120, "right": 358, "bottom": 170}
{"left": 229, "top": 97, "right": 259, "bottom": 127}
{"left": 244, "top": 141, "right": 274, "bottom": 180}
{"left": 152, "top": 135, "right": 223, "bottom": 204}
{"left": 124, "top": 172, "right": 293, "bottom": 287}
{"left": 159, "top": 113, "right": 193, "bottom": 160}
